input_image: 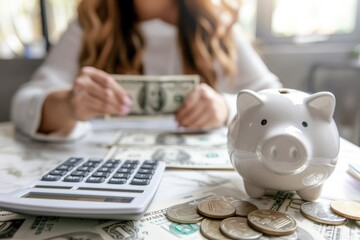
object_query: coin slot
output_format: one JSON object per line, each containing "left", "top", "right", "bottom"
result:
{"left": 279, "top": 89, "right": 290, "bottom": 94}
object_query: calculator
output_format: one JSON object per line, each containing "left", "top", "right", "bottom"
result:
{"left": 0, "top": 157, "right": 165, "bottom": 220}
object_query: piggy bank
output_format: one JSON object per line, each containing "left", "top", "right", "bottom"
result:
{"left": 228, "top": 89, "right": 340, "bottom": 201}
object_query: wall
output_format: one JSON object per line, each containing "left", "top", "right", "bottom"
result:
{"left": 0, "top": 59, "right": 43, "bottom": 122}
{"left": 259, "top": 42, "right": 358, "bottom": 91}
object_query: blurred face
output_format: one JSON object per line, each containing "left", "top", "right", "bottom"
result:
{"left": 134, "top": 0, "right": 178, "bottom": 23}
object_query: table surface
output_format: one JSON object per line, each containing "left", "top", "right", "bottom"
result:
{"left": 0, "top": 121, "right": 360, "bottom": 239}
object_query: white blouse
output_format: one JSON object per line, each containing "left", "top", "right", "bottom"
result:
{"left": 11, "top": 19, "right": 282, "bottom": 141}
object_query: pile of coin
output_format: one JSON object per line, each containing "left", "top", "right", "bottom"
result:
{"left": 300, "top": 199, "right": 360, "bottom": 226}
{"left": 166, "top": 196, "right": 298, "bottom": 239}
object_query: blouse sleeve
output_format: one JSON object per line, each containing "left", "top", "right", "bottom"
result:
{"left": 218, "top": 25, "right": 283, "bottom": 124}
{"left": 11, "top": 21, "right": 91, "bottom": 141}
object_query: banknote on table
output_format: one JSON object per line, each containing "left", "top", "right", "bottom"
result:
{"left": 112, "top": 74, "right": 199, "bottom": 115}
{"left": 106, "top": 144, "right": 232, "bottom": 169}
{"left": 0, "top": 214, "right": 104, "bottom": 239}
{"left": 95, "top": 182, "right": 243, "bottom": 240}
{"left": 251, "top": 191, "right": 360, "bottom": 240}
{"left": 95, "top": 182, "right": 326, "bottom": 240}
{"left": 110, "top": 129, "right": 227, "bottom": 147}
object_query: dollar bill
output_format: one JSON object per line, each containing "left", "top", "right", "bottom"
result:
{"left": 0, "top": 215, "right": 104, "bottom": 239}
{"left": 95, "top": 183, "right": 234, "bottom": 240}
{"left": 95, "top": 182, "right": 327, "bottom": 240}
{"left": 112, "top": 130, "right": 227, "bottom": 147}
{"left": 107, "top": 145, "right": 232, "bottom": 169}
{"left": 112, "top": 75, "right": 199, "bottom": 115}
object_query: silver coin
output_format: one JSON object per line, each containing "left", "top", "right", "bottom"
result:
{"left": 166, "top": 203, "right": 203, "bottom": 224}
{"left": 220, "top": 217, "right": 263, "bottom": 240}
{"left": 198, "top": 199, "right": 236, "bottom": 219}
{"left": 200, "top": 218, "right": 232, "bottom": 240}
{"left": 232, "top": 200, "right": 258, "bottom": 217}
{"left": 207, "top": 196, "right": 258, "bottom": 217}
{"left": 247, "top": 210, "right": 297, "bottom": 236}
{"left": 300, "top": 202, "right": 347, "bottom": 225}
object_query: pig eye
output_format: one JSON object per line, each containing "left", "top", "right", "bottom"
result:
{"left": 302, "top": 121, "right": 308, "bottom": 127}
{"left": 261, "top": 119, "right": 267, "bottom": 126}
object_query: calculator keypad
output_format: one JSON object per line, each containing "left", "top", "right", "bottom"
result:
{"left": 41, "top": 158, "right": 159, "bottom": 186}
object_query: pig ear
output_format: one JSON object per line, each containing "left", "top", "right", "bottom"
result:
{"left": 305, "top": 92, "right": 335, "bottom": 122}
{"left": 237, "top": 90, "right": 263, "bottom": 116}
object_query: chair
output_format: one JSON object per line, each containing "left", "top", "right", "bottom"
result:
{"left": 308, "top": 60, "right": 360, "bottom": 146}
{"left": 0, "top": 59, "right": 43, "bottom": 122}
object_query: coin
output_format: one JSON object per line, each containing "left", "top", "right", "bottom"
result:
{"left": 166, "top": 203, "right": 203, "bottom": 224}
{"left": 208, "top": 196, "right": 258, "bottom": 217}
{"left": 200, "top": 218, "right": 232, "bottom": 240}
{"left": 220, "top": 217, "right": 263, "bottom": 240}
{"left": 198, "top": 199, "right": 236, "bottom": 219}
{"left": 330, "top": 200, "right": 360, "bottom": 221}
{"left": 247, "top": 210, "right": 297, "bottom": 236}
{"left": 300, "top": 202, "right": 347, "bottom": 225}
{"left": 232, "top": 200, "right": 258, "bottom": 217}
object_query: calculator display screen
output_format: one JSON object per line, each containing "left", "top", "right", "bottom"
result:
{"left": 22, "top": 192, "right": 133, "bottom": 203}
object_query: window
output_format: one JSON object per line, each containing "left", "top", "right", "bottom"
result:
{"left": 0, "top": 0, "right": 80, "bottom": 59}
{"left": 254, "top": 0, "right": 360, "bottom": 44}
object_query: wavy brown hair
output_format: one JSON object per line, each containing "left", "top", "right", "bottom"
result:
{"left": 78, "top": 0, "right": 240, "bottom": 89}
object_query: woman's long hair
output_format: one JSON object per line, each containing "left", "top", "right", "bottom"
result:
{"left": 77, "top": 0, "right": 240, "bottom": 89}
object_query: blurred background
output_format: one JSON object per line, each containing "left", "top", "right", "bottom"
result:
{"left": 0, "top": 0, "right": 359, "bottom": 145}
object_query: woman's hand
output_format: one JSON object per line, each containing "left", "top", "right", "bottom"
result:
{"left": 70, "top": 66, "right": 132, "bottom": 121}
{"left": 39, "top": 66, "right": 131, "bottom": 134}
{"left": 175, "top": 83, "right": 228, "bottom": 129}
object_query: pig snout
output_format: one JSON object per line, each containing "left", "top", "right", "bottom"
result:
{"left": 260, "top": 134, "right": 309, "bottom": 175}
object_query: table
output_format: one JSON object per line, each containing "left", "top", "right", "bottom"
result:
{"left": 0, "top": 122, "right": 360, "bottom": 239}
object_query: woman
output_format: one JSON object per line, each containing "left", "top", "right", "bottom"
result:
{"left": 11, "top": 0, "right": 282, "bottom": 141}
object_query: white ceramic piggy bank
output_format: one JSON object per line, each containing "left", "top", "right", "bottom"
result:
{"left": 228, "top": 89, "right": 339, "bottom": 201}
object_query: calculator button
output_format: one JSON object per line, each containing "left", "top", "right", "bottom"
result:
{"left": 63, "top": 176, "right": 83, "bottom": 182}
{"left": 49, "top": 170, "right": 66, "bottom": 176}
{"left": 130, "top": 178, "right": 150, "bottom": 185}
{"left": 88, "top": 158, "right": 103, "bottom": 163}
{"left": 116, "top": 168, "right": 134, "bottom": 174}
{"left": 63, "top": 158, "right": 83, "bottom": 166}
{"left": 56, "top": 165, "right": 73, "bottom": 171}
{"left": 124, "top": 160, "right": 139, "bottom": 165}
{"left": 144, "top": 160, "right": 159, "bottom": 165}
{"left": 92, "top": 172, "right": 110, "bottom": 178}
{"left": 71, "top": 171, "right": 89, "bottom": 177}
{"left": 140, "top": 164, "right": 157, "bottom": 170}
{"left": 77, "top": 166, "right": 94, "bottom": 172}
{"left": 121, "top": 163, "right": 137, "bottom": 169}
{"left": 41, "top": 174, "right": 61, "bottom": 181}
{"left": 134, "top": 174, "right": 152, "bottom": 180}
{"left": 137, "top": 169, "right": 155, "bottom": 174}
{"left": 107, "top": 159, "right": 121, "bottom": 165}
{"left": 97, "top": 167, "right": 114, "bottom": 173}
{"left": 82, "top": 162, "right": 100, "bottom": 168}
{"left": 102, "top": 162, "right": 116, "bottom": 168}
{"left": 113, "top": 173, "right": 131, "bottom": 179}
{"left": 86, "top": 176, "right": 105, "bottom": 183}
{"left": 108, "top": 178, "right": 127, "bottom": 184}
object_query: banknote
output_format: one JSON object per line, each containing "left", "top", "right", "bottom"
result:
{"left": 95, "top": 182, "right": 327, "bottom": 240}
{"left": 95, "top": 185, "right": 224, "bottom": 240}
{"left": 112, "top": 75, "right": 199, "bottom": 115}
{"left": 0, "top": 215, "right": 104, "bottom": 239}
{"left": 106, "top": 144, "right": 232, "bottom": 169}
{"left": 111, "top": 129, "right": 227, "bottom": 147}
